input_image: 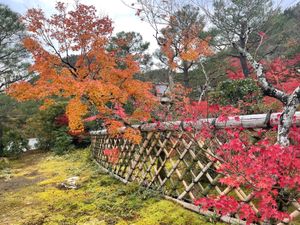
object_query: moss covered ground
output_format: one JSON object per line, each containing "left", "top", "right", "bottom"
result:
{"left": 0, "top": 149, "right": 222, "bottom": 225}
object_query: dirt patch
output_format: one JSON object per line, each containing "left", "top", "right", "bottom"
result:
{"left": 25, "top": 169, "right": 40, "bottom": 177}
{"left": 0, "top": 176, "right": 44, "bottom": 192}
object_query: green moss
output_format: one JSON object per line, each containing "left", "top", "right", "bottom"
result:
{"left": 0, "top": 157, "right": 10, "bottom": 169}
{"left": 0, "top": 148, "right": 221, "bottom": 225}
{"left": 133, "top": 200, "right": 221, "bottom": 225}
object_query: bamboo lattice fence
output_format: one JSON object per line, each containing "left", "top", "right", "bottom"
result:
{"left": 91, "top": 112, "right": 300, "bottom": 225}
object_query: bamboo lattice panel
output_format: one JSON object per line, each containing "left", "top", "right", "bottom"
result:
{"left": 91, "top": 129, "right": 300, "bottom": 225}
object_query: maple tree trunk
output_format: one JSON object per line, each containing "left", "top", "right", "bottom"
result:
{"left": 234, "top": 43, "right": 300, "bottom": 147}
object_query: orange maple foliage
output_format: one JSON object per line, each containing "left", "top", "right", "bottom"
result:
{"left": 160, "top": 19, "right": 211, "bottom": 71}
{"left": 7, "top": 2, "right": 156, "bottom": 143}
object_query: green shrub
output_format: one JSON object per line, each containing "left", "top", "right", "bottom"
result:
{"left": 27, "top": 102, "right": 74, "bottom": 154}
{"left": 2, "top": 130, "right": 28, "bottom": 158}
{"left": 52, "top": 128, "right": 74, "bottom": 155}
{"left": 28, "top": 103, "right": 66, "bottom": 150}
{"left": 210, "top": 78, "right": 263, "bottom": 113}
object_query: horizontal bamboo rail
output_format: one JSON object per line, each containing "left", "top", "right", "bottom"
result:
{"left": 91, "top": 111, "right": 300, "bottom": 135}
{"left": 91, "top": 111, "right": 300, "bottom": 224}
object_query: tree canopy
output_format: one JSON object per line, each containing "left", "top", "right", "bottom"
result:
{"left": 0, "top": 4, "right": 29, "bottom": 91}
{"left": 7, "top": 2, "right": 156, "bottom": 143}
{"left": 108, "top": 31, "right": 152, "bottom": 71}
{"left": 157, "top": 5, "right": 211, "bottom": 87}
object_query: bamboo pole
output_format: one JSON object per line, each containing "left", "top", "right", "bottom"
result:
{"left": 90, "top": 112, "right": 300, "bottom": 135}
{"left": 164, "top": 196, "right": 250, "bottom": 225}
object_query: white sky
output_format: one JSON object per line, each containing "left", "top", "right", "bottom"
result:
{"left": 0, "top": 0, "right": 298, "bottom": 54}
{"left": 0, "top": 0, "right": 159, "bottom": 52}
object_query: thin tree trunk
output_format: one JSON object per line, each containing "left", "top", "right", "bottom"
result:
{"left": 239, "top": 54, "right": 250, "bottom": 77}
{"left": 168, "top": 69, "right": 174, "bottom": 90}
{"left": 0, "top": 123, "right": 3, "bottom": 156}
{"left": 239, "top": 21, "right": 250, "bottom": 78}
{"left": 183, "top": 68, "right": 190, "bottom": 87}
{"left": 198, "top": 61, "right": 209, "bottom": 102}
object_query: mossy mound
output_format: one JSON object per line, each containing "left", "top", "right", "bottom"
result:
{"left": 0, "top": 149, "right": 220, "bottom": 225}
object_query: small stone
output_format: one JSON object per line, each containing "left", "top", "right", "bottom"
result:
{"left": 57, "top": 176, "right": 80, "bottom": 190}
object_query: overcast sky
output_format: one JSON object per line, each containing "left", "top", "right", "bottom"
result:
{"left": 0, "top": 0, "right": 298, "bottom": 54}
{"left": 0, "top": 0, "right": 159, "bottom": 52}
